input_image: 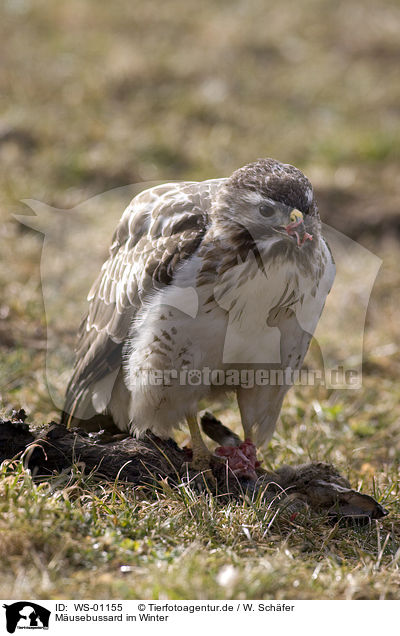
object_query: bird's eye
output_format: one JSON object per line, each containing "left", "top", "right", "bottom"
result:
{"left": 259, "top": 204, "right": 275, "bottom": 218}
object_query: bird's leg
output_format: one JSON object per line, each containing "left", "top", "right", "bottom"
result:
{"left": 186, "top": 414, "right": 214, "bottom": 471}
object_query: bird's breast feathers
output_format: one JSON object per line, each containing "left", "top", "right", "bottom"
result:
{"left": 124, "top": 229, "right": 335, "bottom": 374}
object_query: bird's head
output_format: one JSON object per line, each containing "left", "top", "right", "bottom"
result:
{"left": 215, "top": 158, "right": 320, "bottom": 248}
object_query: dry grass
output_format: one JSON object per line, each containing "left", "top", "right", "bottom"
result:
{"left": 1, "top": 0, "right": 400, "bottom": 600}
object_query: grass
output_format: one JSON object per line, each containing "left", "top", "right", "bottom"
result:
{"left": 1, "top": 0, "right": 400, "bottom": 600}
{"left": 1, "top": 454, "right": 399, "bottom": 600}
{"left": 1, "top": 358, "right": 400, "bottom": 600}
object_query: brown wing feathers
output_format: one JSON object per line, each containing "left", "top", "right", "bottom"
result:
{"left": 62, "top": 182, "right": 215, "bottom": 425}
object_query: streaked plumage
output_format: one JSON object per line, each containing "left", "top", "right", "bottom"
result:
{"left": 62, "top": 159, "right": 335, "bottom": 470}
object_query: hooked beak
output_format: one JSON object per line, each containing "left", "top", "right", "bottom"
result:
{"left": 285, "top": 209, "right": 313, "bottom": 247}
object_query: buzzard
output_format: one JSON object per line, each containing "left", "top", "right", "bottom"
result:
{"left": 62, "top": 159, "right": 335, "bottom": 477}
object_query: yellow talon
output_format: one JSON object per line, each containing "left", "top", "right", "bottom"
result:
{"left": 290, "top": 209, "right": 303, "bottom": 223}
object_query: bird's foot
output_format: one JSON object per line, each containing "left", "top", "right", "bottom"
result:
{"left": 181, "top": 447, "right": 217, "bottom": 490}
{"left": 215, "top": 439, "right": 260, "bottom": 481}
{"left": 192, "top": 451, "right": 217, "bottom": 488}
{"left": 191, "top": 450, "right": 214, "bottom": 472}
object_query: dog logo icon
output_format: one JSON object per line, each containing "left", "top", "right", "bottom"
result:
{"left": 3, "top": 602, "right": 50, "bottom": 633}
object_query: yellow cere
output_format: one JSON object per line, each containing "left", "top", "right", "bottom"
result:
{"left": 290, "top": 209, "right": 303, "bottom": 223}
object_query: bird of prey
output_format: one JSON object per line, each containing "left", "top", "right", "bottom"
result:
{"left": 62, "top": 158, "right": 335, "bottom": 477}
